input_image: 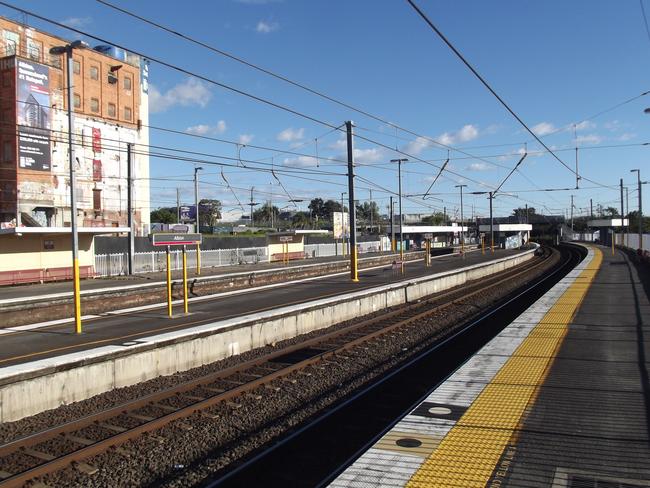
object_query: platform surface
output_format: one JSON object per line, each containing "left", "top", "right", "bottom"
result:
{"left": 330, "top": 245, "right": 650, "bottom": 487}
{"left": 0, "top": 249, "right": 519, "bottom": 369}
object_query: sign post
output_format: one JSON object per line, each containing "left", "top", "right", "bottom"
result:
{"left": 279, "top": 235, "right": 293, "bottom": 265}
{"left": 152, "top": 233, "right": 202, "bottom": 315}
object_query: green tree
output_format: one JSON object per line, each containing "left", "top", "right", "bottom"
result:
{"left": 356, "top": 202, "right": 380, "bottom": 224}
{"left": 199, "top": 199, "right": 222, "bottom": 227}
{"left": 308, "top": 198, "right": 325, "bottom": 221}
{"left": 421, "top": 212, "right": 446, "bottom": 225}
{"left": 253, "top": 202, "right": 279, "bottom": 225}
{"left": 512, "top": 207, "right": 536, "bottom": 222}
{"left": 291, "top": 211, "right": 311, "bottom": 229}
{"left": 150, "top": 207, "right": 177, "bottom": 224}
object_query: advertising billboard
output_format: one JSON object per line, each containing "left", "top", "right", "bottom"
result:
{"left": 333, "top": 211, "right": 349, "bottom": 239}
{"left": 16, "top": 59, "right": 51, "bottom": 171}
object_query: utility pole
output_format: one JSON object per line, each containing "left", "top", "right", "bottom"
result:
{"left": 391, "top": 157, "right": 409, "bottom": 273}
{"left": 346, "top": 121, "right": 359, "bottom": 281}
{"left": 631, "top": 169, "right": 643, "bottom": 250}
{"left": 570, "top": 195, "right": 574, "bottom": 231}
{"left": 574, "top": 123, "right": 580, "bottom": 189}
{"left": 369, "top": 189, "right": 373, "bottom": 234}
{"left": 390, "top": 196, "right": 395, "bottom": 252}
{"left": 525, "top": 203, "right": 528, "bottom": 224}
{"left": 127, "top": 143, "right": 134, "bottom": 276}
{"left": 620, "top": 178, "right": 625, "bottom": 249}
{"left": 443, "top": 206, "right": 446, "bottom": 224}
{"left": 456, "top": 184, "right": 467, "bottom": 254}
{"left": 341, "top": 191, "right": 347, "bottom": 257}
{"left": 249, "top": 187, "right": 258, "bottom": 229}
{"left": 194, "top": 166, "right": 203, "bottom": 275}
{"left": 489, "top": 191, "right": 494, "bottom": 252}
{"left": 590, "top": 198, "right": 593, "bottom": 219}
{"left": 176, "top": 188, "right": 181, "bottom": 223}
{"left": 626, "top": 186, "right": 629, "bottom": 247}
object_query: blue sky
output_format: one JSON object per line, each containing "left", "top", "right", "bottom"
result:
{"left": 6, "top": 0, "right": 650, "bottom": 220}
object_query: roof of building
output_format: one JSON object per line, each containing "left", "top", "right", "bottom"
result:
{"left": 0, "top": 227, "right": 131, "bottom": 236}
{"left": 478, "top": 223, "right": 533, "bottom": 232}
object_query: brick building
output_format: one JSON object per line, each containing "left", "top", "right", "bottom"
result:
{"left": 0, "top": 17, "right": 150, "bottom": 284}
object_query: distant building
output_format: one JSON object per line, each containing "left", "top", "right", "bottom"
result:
{"left": 0, "top": 17, "right": 150, "bottom": 284}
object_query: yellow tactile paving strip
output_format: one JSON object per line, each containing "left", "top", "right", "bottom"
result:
{"left": 406, "top": 247, "right": 603, "bottom": 488}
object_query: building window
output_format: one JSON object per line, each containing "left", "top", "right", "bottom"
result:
{"left": 107, "top": 103, "right": 116, "bottom": 117}
{"left": 90, "top": 98, "right": 99, "bottom": 113}
{"left": 93, "top": 188, "right": 101, "bottom": 211}
{"left": 124, "top": 106, "right": 132, "bottom": 121}
{"left": 90, "top": 65, "right": 99, "bottom": 80}
{"left": 27, "top": 39, "right": 42, "bottom": 61}
{"left": 73, "top": 60, "right": 80, "bottom": 75}
{"left": 123, "top": 75, "right": 132, "bottom": 91}
{"left": 73, "top": 93, "right": 81, "bottom": 109}
{"left": 3, "top": 30, "right": 19, "bottom": 56}
{"left": 49, "top": 51, "right": 61, "bottom": 69}
{"left": 3, "top": 141, "right": 12, "bottom": 161}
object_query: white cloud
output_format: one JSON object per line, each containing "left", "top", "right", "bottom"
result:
{"left": 277, "top": 127, "right": 304, "bottom": 143}
{"left": 149, "top": 77, "right": 212, "bottom": 113}
{"left": 61, "top": 16, "right": 92, "bottom": 28}
{"left": 283, "top": 156, "right": 318, "bottom": 168}
{"left": 403, "top": 136, "right": 431, "bottom": 156}
{"left": 256, "top": 20, "right": 279, "bottom": 33}
{"left": 467, "top": 162, "right": 494, "bottom": 172}
{"left": 353, "top": 148, "right": 383, "bottom": 164}
{"left": 618, "top": 133, "right": 636, "bottom": 141}
{"left": 437, "top": 124, "right": 480, "bottom": 147}
{"left": 531, "top": 122, "right": 556, "bottom": 136}
{"left": 238, "top": 134, "right": 254, "bottom": 145}
{"left": 574, "top": 120, "right": 595, "bottom": 131}
{"left": 604, "top": 120, "right": 621, "bottom": 131}
{"left": 576, "top": 134, "right": 602, "bottom": 145}
{"left": 329, "top": 138, "right": 347, "bottom": 151}
{"left": 186, "top": 120, "right": 227, "bottom": 136}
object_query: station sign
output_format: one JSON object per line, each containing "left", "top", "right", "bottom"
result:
{"left": 279, "top": 236, "right": 293, "bottom": 242}
{"left": 151, "top": 233, "right": 202, "bottom": 246}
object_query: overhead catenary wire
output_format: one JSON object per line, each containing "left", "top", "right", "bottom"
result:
{"left": 404, "top": 0, "right": 612, "bottom": 190}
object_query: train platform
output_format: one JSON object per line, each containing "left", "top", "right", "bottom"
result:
{"left": 330, "top": 244, "right": 650, "bottom": 487}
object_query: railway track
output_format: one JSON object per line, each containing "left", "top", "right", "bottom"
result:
{"left": 0, "top": 246, "right": 555, "bottom": 487}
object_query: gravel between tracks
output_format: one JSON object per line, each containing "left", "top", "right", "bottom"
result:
{"left": 3, "top": 251, "right": 558, "bottom": 487}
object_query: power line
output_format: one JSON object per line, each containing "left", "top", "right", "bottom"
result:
{"left": 404, "top": 0, "right": 611, "bottom": 189}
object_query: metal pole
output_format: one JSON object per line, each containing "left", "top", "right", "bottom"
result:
{"left": 390, "top": 196, "right": 395, "bottom": 252}
{"left": 177, "top": 188, "right": 180, "bottom": 223}
{"left": 341, "top": 192, "right": 346, "bottom": 257}
{"left": 456, "top": 184, "right": 467, "bottom": 254}
{"left": 626, "top": 187, "right": 629, "bottom": 247}
{"left": 590, "top": 198, "right": 593, "bottom": 219}
{"left": 127, "top": 143, "right": 134, "bottom": 276}
{"left": 398, "top": 161, "right": 404, "bottom": 273}
{"left": 631, "top": 169, "right": 642, "bottom": 250}
{"left": 346, "top": 121, "right": 359, "bottom": 282}
{"left": 570, "top": 195, "right": 574, "bottom": 231}
{"left": 194, "top": 167, "right": 201, "bottom": 275}
{"left": 65, "top": 46, "right": 82, "bottom": 334}
{"left": 182, "top": 245, "right": 189, "bottom": 314}
{"left": 489, "top": 192, "right": 494, "bottom": 252}
{"left": 166, "top": 246, "right": 172, "bottom": 317}
{"left": 620, "top": 178, "right": 625, "bottom": 249}
{"left": 369, "top": 189, "right": 373, "bottom": 233}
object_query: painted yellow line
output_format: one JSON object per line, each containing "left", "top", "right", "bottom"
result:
{"left": 406, "top": 247, "right": 603, "bottom": 488}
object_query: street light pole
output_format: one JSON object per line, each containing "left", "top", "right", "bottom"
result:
{"left": 391, "top": 158, "right": 408, "bottom": 273}
{"left": 390, "top": 196, "right": 395, "bottom": 252}
{"left": 341, "top": 191, "right": 347, "bottom": 257}
{"left": 194, "top": 166, "right": 203, "bottom": 275}
{"left": 455, "top": 184, "right": 467, "bottom": 254}
{"left": 50, "top": 40, "right": 88, "bottom": 334}
{"left": 631, "top": 169, "right": 643, "bottom": 250}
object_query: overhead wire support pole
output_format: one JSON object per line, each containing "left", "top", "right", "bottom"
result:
{"left": 346, "top": 121, "right": 359, "bottom": 282}
{"left": 489, "top": 191, "right": 494, "bottom": 252}
{"left": 630, "top": 169, "right": 643, "bottom": 250}
{"left": 620, "top": 178, "right": 625, "bottom": 250}
{"left": 455, "top": 184, "right": 467, "bottom": 255}
{"left": 127, "top": 143, "right": 134, "bottom": 276}
{"left": 391, "top": 158, "right": 409, "bottom": 274}
{"left": 390, "top": 196, "right": 395, "bottom": 252}
{"left": 422, "top": 152, "right": 448, "bottom": 200}
{"left": 194, "top": 166, "right": 203, "bottom": 275}
{"left": 494, "top": 151, "right": 527, "bottom": 196}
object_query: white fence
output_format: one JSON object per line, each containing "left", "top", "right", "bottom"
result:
{"left": 615, "top": 233, "right": 650, "bottom": 252}
{"left": 94, "top": 240, "right": 387, "bottom": 277}
{"left": 95, "top": 247, "right": 269, "bottom": 277}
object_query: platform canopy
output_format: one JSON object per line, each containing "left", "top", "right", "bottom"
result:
{"left": 0, "top": 226, "right": 131, "bottom": 237}
{"left": 478, "top": 223, "right": 532, "bottom": 232}
{"left": 587, "top": 218, "right": 628, "bottom": 228}
{"left": 387, "top": 225, "right": 468, "bottom": 234}
{"left": 267, "top": 229, "right": 330, "bottom": 237}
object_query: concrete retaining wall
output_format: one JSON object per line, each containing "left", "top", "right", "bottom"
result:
{"left": 0, "top": 248, "right": 535, "bottom": 422}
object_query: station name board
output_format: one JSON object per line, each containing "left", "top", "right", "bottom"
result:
{"left": 151, "top": 233, "right": 203, "bottom": 246}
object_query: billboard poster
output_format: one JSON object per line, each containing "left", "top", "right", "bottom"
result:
{"left": 16, "top": 59, "right": 51, "bottom": 171}
{"left": 333, "top": 211, "right": 349, "bottom": 239}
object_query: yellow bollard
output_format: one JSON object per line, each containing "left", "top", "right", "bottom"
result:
{"left": 351, "top": 245, "right": 359, "bottom": 282}
{"left": 166, "top": 246, "right": 172, "bottom": 317}
{"left": 73, "top": 257, "right": 82, "bottom": 334}
{"left": 182, "top": 245, "right": 189, "bottom": 314}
